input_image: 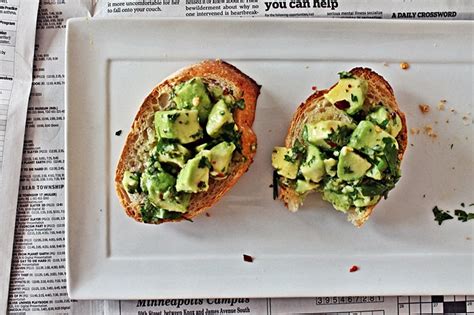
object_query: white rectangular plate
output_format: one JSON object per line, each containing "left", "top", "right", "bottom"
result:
{"left": 66, "top": 18, "right": 474, "bottom": 299}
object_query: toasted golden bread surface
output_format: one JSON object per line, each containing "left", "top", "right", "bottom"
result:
{"left": 115, "top": 60, "right": 260, "bottom": 224}
{"left": 279, "top": 68, "right": 407, "bottom": 227}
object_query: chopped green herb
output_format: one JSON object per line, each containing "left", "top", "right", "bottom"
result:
{"left": 382, "top": 137, "right": 399, "bottom": 177}
{"left": 359, "top": 179, "right": 396, "bottom": 197}
{"left": 198, "top": 156, "right": 212, "bottom": 169}
{"left": 432, "top": 206, "right": 453, "bottom": 225}
{"left": 218, "top": 123, "right": 242, "bottom": 151}
{"left": 351, "top": 94, "right": 358, "bottom": 103}
{"left": 115, "top": 130, "right": 122, "bottom": 136}
{"left": 470, "top": 203, "right": 474, "bottom": 207}
{"left": 284, "top": 153, "right": 297, "bottom": 163}
{"left": 292, "top": 139, "right": 307, "bottom": 155}
{"left": 380, "top": 119, "right": 389, "bottom": 128}
{"left": 235, "top": 99, "right": 245, "bottom": 110}
{"left": 343, "top": 166, "right": 354, "bottom": 174}
{"left": 461, "top": 202, "right": 465, "bottom": 207}
{"left": 190, "top": 130, "right": 203, "bottom": 139}
{"left": 283, "top": 139, "right": 306, "bottom": 163}
{"left": 326, "top": 126, "right": 353, "bottom": 147}
{"left": 454, "top": 209, "right": 474, "bottom": 222}
{"left": 167, "top": 113, "right": 180, "bottom": 122}
{"left": 338, "top": 71, "right": 355, "bottom": 79}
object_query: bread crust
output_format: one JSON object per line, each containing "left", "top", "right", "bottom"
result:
{"left": 278, "top": 68, "right": 407, "bottom": 227}
{"left": 115, "top": 60, "right": 261, "bottom": 224}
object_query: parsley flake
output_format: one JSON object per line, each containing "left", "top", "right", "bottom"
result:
{"left": 454, "top": 210, "right": 474, "bottom": 222}
{"left": 433, "top": 206, "right": 453, "bottom": 225}
{"left": 338, "top": 71, "right": 355, "bottom": 79}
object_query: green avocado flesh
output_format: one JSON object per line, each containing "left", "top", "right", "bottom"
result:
{"left": 272, "top": 72, "right": 402, "bottom": 215}
{"left": 122, "top": 77, "right": 246, "bottom": 223}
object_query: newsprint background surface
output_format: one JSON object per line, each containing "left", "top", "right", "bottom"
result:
{"left": 2, "top": 0, "right": 473, "bottom": 314}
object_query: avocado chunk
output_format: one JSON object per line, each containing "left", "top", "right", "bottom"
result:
{"left": 206, "top": 100, "right": 234, "bottom": 137}
{"left": 322, "top": 190, "right": 352, "bottom": 212}
{"left": 366, "top": 165, "right": 383, "bottom": 180}
{"left": 141, "top": 171, "right": 175, "bottom": 195}
{"left": 337, "top": 146, "right": 371, "bottom": 181}
{"left": 367, "top": 106, "right": 403, "bottom": 137}
{"left": 155, "top": 141, "right": 190, "bottom": 168}
{"left": 348, "top": 120, "right": 398, "bottom": 157}
{"left": 173, "top": 78, "right": 212, "bottom": 122}
{"left": 122, "top": 171, "right": 140, "bottom": 194}
{"left": 300, "top": 144, "right": 325, "bottom": 183}
{"left": 304, "top": 121, "right": 356, "bottom": 149}
{"left": 323, "top": 158, "right": 337, "bottom": 177}
{"left": 141, "top": 171, "right": 191, "bottom": 213}
{"left": 271, "top": 147, "right": 301, "bottom": 179}
{"left": 353, "top": 193, "right": 380, "bottom": 208}
{"left": 154, "top": 109, "right": 203, "bottom": 144}
{"left": 176, "top": 150, "right": 212, "bottom": 193}
{"left": 324, "top": 77, "right": 368, "bottom": 115}
{"left": 295, "top": 179, "right": 318, "bottom": 194}
{"left": 154, "top": 192, "right": 191, "bottom": 213}
{"left": 209, "top": 141, "right": 236, "bottom": 177}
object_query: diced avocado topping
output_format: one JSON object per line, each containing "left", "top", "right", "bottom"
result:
{"left": 323, "top": 190, "right": 352, "bottom": 212}
{"left": 271, "top": 147, "right": 301, "bottom": 179}
{"left": 296, "top": 179, "right": 317, "bottom": 194}
{"left": 324, "top": 77, "right": 368, "bottom": 115}
{"left": 209, "top": 141, "right": 236, "bottom": 177}
{"left": 348, "top": 120, "right": 398, "bottom": 157}
{"left": 271, "top": 70, "right": 403, "bottom": 218}
{"left": 123, "top": 77, "right": 245, "bottom": 223}
{"left": 176, "top": 151, "right": 212, "bottom": 193}
{"left": 323, "top": 158, "right": 337, "bottom": 177}
{"left": 154, "top": 109, "right": 203, "bottom": 144}
{"left": 366, "top": 165, "right": 383, "bottom": 180}
{"left": 304, "top": 120, "right": 356, "bottom": 149}
{"left": 367, "top": 106, "right": 402, "bottom": 137}
{"left": 206, "top": 99, "right": 234, "bottom": 137}
{"left": 142, "top": 171, "right": 175, "bottom": 196}
{"left": 122, "top": 171, "right": 140, "bottom": 194}
{"left": 153, "top": 192, "right": 191, "bottom": 213}
{"left": 173, "top": 78, "right": 212, "bottom": 122}
{"left": 155, "top": 140, "right": 190, "bottom": 168}
{"left": 300, "top": 144, "right": 325, "bottom": 183}
{"left": 337, "top": 146, "right": 371, "bottom": 181}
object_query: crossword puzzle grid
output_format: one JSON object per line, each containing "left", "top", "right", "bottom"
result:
{"left": 397, "top": 296, "right": 474, "bottom": 314}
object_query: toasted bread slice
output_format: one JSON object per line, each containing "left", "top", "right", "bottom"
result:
{"left": 278, "top": 67, "right": 407, "bottom": 227}
{"left": 115, "top": 60, "right": 260, "bottom": 224}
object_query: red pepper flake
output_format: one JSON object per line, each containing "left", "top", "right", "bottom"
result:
{"left": 243, "top": 254, "right": 253, "bottom": 263}
{"left": 311, "top": 86, "right": 317, "bottom": 91}
{"left": 349, "top": 265, "right": 359, "bottom": 272}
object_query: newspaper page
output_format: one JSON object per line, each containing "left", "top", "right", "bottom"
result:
{"left": 7, "top": 1, "right": 92, "bottom": 314}
{"left": 0, "top": 0, "right": 39, "bottom": 314}
{"left": 7, "top": 0, "right": 474, "bottom": 314}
